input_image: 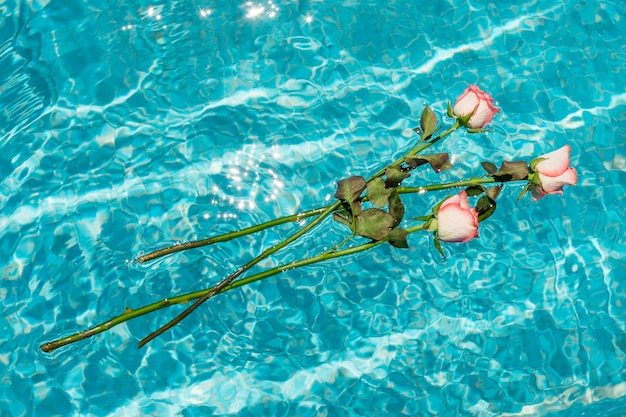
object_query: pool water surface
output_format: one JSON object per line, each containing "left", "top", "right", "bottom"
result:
{"left": 1, "top": 0, "right": 625, "bottom": 416}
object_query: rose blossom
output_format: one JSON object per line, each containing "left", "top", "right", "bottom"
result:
{"left": 437, "top": 190, "right": 479, "bottom": 243}
{"left": 453, "top": 84, "right": 501, "bottom": 129}
{"left": 530, "top": 145, "right": 578, "bottom": 201}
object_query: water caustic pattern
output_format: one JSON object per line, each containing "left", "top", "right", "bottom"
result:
{"left": 1, "top": 0, "right": 625, "bottom": 415}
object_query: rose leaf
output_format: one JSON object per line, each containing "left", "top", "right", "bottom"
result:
{"left": 334, "top": 176, "right": 366, "bottom": 203}
{"left": 366, "top": 178, "right": 391, "bottom": 208}
{"left": 354, "top": 208, "right": 395, "bottom": 241}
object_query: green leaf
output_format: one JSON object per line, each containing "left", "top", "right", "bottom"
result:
{"left": 446, "top": 101, "right": 454, "bottom": 118}
{"left": 366, "top": 178, "right": 390, "bottom": 208}
{"left": 388, "top": 189, "right": 405, "bottom": 227}
{"left": 333, "top": 210, "right": 353, "bottom": 230}
{"left": 516, "top": 183, "right": 531, "bottom": 203}
{"left": 354, "top": 208, "right": 395, "bottom": 241}
{"left": 404, "top": 156, "right": 428, "bottom": 169}
{"left": 434, "top": 234, "right": 445, "bottom": 258}
{"left": 389, "top": 228, "right": 409, "bottom": 249}
{"left": 465, "top": 185, "right": 487, "bottom": 196}
{"left": 420, "top": 105, "right": 438, "bottom": 140}
{"left": 481, "top": 161, "right": 498, "bottom": 174}
{"left": 491, "top": 161, "right": 530, "bottom": 182}
{"left": 384, "top": 166, "right": 410, "bottom": 188}
{"left": 475, "top": 195, "right": 496, "bottom": 222}
{"left": 404, "top": 153, "right": 452, "bottom": 173}
{"left": 334, "top": 176, "right": 366, "bottom": 203}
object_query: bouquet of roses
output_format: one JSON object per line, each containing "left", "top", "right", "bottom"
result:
{"left": 40, "top": 85, "right": 577, "bottom": 353}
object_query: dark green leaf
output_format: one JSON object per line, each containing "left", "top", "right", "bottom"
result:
{"left": 492, "top": 161, "right": 530, "bottom": 182}
{"left": 333, "top": 210, "right": 353, "bottom": 230}
{"left": 465, "top": 185, "right": 487, "bottom": 196}
{"left": 405, "top": 153, "right": 452, "bottom": 173}
{"left": 388, "top": 189, "right": 405, "bottom": 227}
{"left": 385, "top": 166, "right": 410, "bottom": 188}
{"left": 404, "top": 156, "right": 428, "bottom": 169}
{"left": 366, "top": 178, "right": 390, "bottom": 208}
{"left": 475, "top": 196, "right": 496, "bottom": 222}
{"left": 481, "top": 162, "right": 498, "bottom": 174}
{"left": 420, "top": 105, "right": 437, "bottom": 140}
{"left": 354, "top": 208, "right": 395, "bottom": 241}
{"left": 334, "top": 176, "right": 366, "bottom": 203}
{"left": 389, "top": 228, "right": 409, "bottom": 249}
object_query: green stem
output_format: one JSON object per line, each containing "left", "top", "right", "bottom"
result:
{"left": 136, "top": 206, "right": 330, "bottom": 263}
{"left": 40, "top": 224, "right": 424, "bottom": 353}
{"left": 323, "top": 234, "right": 355, "bottom": 255}
{"left": 397, "top": 175, "right": 499, "bottom": 195}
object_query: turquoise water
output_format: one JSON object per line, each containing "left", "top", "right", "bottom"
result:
{"left": 1, "top": 0, "right": 625, "bottom": 415}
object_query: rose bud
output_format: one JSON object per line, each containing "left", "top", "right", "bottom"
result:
{"left": 530, "top": 145, "right": 578, "bottom": 201}
{"left": 453, "top": 84, "right": 500, "bottom": 129}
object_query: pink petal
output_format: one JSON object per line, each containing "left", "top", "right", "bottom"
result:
{"left": 457, "top": 190, "right": 471, "bottom": 210}
{"left": 438, "top": 204, "right": 478, "bottom": 243}
{"left": 453, "top": 92, "right": 479, "bottom": 118}
{"left": 535, "top": 145, "right": 571, "bottom": 177}
{"left": 538, "top": 168, "right": 578, "bottom": 193}
{"left": 440, "top": 193, "right": 461, "bottom": 209}
{"left": 453, "top": 85, "right": 500, "bottom": 128}
{"left": 467, "top": 98, "right": 500, "bottom": 129}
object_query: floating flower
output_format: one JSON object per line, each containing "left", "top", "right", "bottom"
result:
{"left": 530, "top": 145, "right": 578, "bottom": 201}
{"left": 453, "top": 84, "right": 500, "bottom": 129}
{"left": 437, "top": 190, "right": 479, "bottom": 243}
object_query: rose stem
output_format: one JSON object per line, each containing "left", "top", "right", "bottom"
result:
{"left": 136, "top": 206, "right": 331, "bottom": 263}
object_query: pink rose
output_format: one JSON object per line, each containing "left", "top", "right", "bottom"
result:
{"left": 453, "top": 84, "right": 501, "bottom": 129}
{"left": 530, "top": 145, "right": 578, "bottom": 201}
{"left": 437, "top": 190, "right": 479, "bottom": 243}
